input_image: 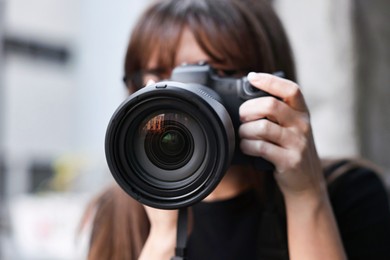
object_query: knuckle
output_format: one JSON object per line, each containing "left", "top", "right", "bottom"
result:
{"left": 257, "top": 119, "right": 269, "bottom": 133}
{"left": 299, "top": 118, "right": 311, "bottom": 135}
{"left": 240, "top": 139, "right": 268, "bottom": 157}
{"left": 288, "top": 152, "right": 302, "bottom": 170}
{"left": 287, "top": 83, "right": 301, "bottom": 99}
{"left": 255, "top": 140, "right": 268, "bottom": 155}
{"left": 296, "top": 135, "right": 309, "bottom": 152}
{"left": 263, "top": 97, "right": 279, "bottom": 113}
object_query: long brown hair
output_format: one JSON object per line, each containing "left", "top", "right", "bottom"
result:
{"left": 83, "top": 184, "right": 149, "bottom": 260}
{"left": 86, "top": 0, "right": 297, "bottom": 259}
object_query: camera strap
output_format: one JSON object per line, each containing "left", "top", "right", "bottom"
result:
{"left": 171, "top": 207, "right": 188, "bottom": 260}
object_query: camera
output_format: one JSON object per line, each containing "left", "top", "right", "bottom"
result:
{"left": 105, "top": 64, "right": 275, "bottom": 209}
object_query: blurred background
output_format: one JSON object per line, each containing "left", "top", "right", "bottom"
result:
{"left": 0, "top": 0, "right": 389, "bottom": 259}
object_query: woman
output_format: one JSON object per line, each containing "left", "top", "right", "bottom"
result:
{"left": 83, "top": 0, "right": 390, "bottom": 259}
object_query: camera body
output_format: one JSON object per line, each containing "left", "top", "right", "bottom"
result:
{"left": 170, "top": 64, "right": 274, "bottom": 168}
{"left": 105, "top": 64, "right": 275, "bottom": 209}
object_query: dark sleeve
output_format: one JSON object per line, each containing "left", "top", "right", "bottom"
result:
{"left": 328, "top": 167, "right": 390, "bottom": 260}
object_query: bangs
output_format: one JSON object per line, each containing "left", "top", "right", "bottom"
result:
{"left": 141, "top": 17, "right": 184, "bottom": 69}
{"left": 124, "top": 4, "right": 185, "bottom": 75}
{"left": 186, "top": 0, "right": 275, "bottom": 73}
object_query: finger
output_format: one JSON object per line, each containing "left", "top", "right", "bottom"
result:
{"left": 240, "top": 138, "right": 287, "bottom": 165}
{"left": 239, "top": 119, "right": 306, "bottom": 150}
{"left": 247, "top": 72, "right": 308, "bottom": 112}
{"left": 240, "top": 96, "right": 308, "bottom": 129}
{"left": 239, "top": 119, "right": 285, "bottom": 146}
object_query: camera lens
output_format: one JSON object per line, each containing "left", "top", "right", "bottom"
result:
{"left": 143, "top": 114, "right": 194, "bottom": 170}
{"left": 105, "top": 83, "right": 235, "bottom": 209}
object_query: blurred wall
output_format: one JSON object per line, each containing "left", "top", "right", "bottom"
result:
{"left": 275, "top": 0, "right": 390, "bottom": 182}
{"left": 354, "top": 0, "right": 390, "bottom": 178}
{"left": 0, "top": 0, "right": 5, "bottom": 157}
{"left": 0, "top": 0, "right": 4, "bottom": 151}
{"left": 0, "top": 1, "right": 6, "bottom": 259}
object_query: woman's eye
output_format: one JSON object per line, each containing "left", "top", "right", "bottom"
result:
{"left": 214, "top": 69, "right": 240, "bottom": 77}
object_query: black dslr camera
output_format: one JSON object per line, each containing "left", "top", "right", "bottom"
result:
{"left": 105, "top": 64, "right": 275, "bottom": 209}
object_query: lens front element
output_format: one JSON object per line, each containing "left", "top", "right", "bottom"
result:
{"left": 144, "top": 114, "right": 194, "bottom": 170}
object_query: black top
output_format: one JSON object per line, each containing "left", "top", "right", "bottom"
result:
{"left": 188, "top": 189, "right": 262, "bottom": 259}
{"left": 187, "top": 165, "right": 390, "bottom": 260}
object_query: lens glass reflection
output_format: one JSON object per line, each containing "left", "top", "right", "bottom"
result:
{"left": 141, "top": 112, "right": 194, "bottom": 170}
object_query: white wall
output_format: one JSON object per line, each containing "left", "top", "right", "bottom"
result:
{"left": 275, "top": 0, "right": 358, "bottom": 158}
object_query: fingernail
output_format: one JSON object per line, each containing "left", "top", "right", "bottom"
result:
{"left": 247, "top": 72, "right": 257, "bottom": 81}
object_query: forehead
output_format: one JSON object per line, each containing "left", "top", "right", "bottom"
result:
{"left": 174, "top": 29, "right": 210, "bottom": 66}
{"left": 147, "top": 29, "right": 210, "bottom": 69}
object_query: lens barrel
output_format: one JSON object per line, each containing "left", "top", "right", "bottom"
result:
{"left": 105, "top": 82, "right": 235, "bottom": 209}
